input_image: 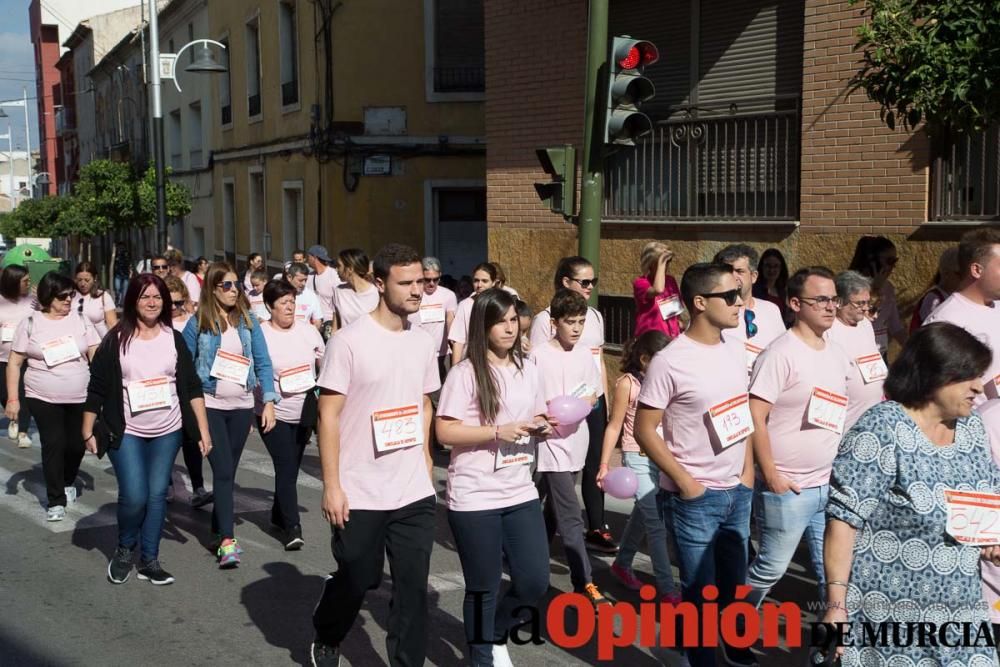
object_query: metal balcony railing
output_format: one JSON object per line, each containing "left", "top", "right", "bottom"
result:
{"left": 604, "top": 106, "right": 800, "bottom": 221}
{"left": 931, "top": 125, "right": 1000, "bottom": 221}
{"left": 598, "top": 294, "right": 636, "bottom": 350}
{"left": 433, "top": 66, "right": 485, "bottom": 93}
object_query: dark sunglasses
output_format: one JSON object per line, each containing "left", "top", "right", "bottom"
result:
{"left": 216, "top": 280, "right": 238, "bottom": 292}
{"left": 571, "top": 277, "right": 599, "bottom": 289}
{"left": 78, "top": 297, "right": 85, "bottom": 313}
{"left": 55, "top": 291, "right": 74, "bottom": 301}
{"left": 744, "top": 309, "right": 758, "bottom": 339}
{"left": 700, "top": 289, "right": 740, "bottom": 307}
{"left": 152, "top": 264, "right": 169, "bottom": 270}
{"left": 172, "top": 300, "right": 186, "bottom": 309}
{"left": 425, "top": 277, "right": 441, "bottom": 284}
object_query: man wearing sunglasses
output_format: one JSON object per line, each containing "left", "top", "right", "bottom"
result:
{"left": 634, "top": 263, "right": 756, "bottom": 667}
{"left": 150, "top": 255, "right": 171, "bottom": 280}
{"left": 744, "top": 267, "right": 850, "bottom": 624}
{"left": 713, "top": 245, "right": 787, "bottom": 376}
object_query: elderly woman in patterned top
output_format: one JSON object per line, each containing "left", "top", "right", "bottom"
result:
{"left": 821, "top": 322, "right": 1000, "bottom": 666}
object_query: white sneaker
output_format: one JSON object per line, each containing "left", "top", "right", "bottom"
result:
{"left": 46, "top": 506, "right": 66, "bottom": 521}
{"left": 65, "top": 486, "right": 77, "bottom": 504}
{"left": 7, "top": 420, "right": 17, "bottom": 440}
{"left": 492, "top": 643, "right": 514, "bottom": 667}
{"left": 17, "top": 434, "right": 31, "bottom": 448}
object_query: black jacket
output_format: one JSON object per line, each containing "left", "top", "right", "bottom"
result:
{"left": 84, "top": 328, "right": 204, "bottom": 449}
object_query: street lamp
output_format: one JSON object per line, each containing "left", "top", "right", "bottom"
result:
{"left": 146, "top": 0, "right": 226, "bottom": 252}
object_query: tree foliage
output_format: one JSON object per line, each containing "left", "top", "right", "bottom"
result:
{"left": 137, "top": 163, "right": 192, "bottom": 226}
{"left": 0, "top": 196, "right": 70, "bottom": 239}
{"left": 849, "top": 0, "right": 1000, "bottom": 135}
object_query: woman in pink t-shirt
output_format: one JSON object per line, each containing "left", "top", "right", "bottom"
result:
{"left": 0, "top": 265, "right": 36, "bottom": 448}
{"left": 82, "top": 274, "right": 212, "bottom": 586}
{"left": 74, "top": 261, "right": 118, "bottom": 339}
{"left": 632, "top": 241, "right": 683, "bottom": 338}
{"left": 448, "top": 261, "right": 499, "bottom": 366}
{"left": 5, "top": 271, "right": 100, "bottom": 521}
{"left": 256, "top": 279, "right": 325, "bottom": 550}
{"left": 436, "top": 288, "right": 552, "bottom": 667}
{"left": 331, "top": 248, "right": 379, "bottom": 332}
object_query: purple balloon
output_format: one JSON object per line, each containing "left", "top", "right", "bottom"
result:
{"left": 603, "top": 467, "right": 639, "bottom": 499}
{"left": 547, "top": 395, "right": 591, "bottom": 426}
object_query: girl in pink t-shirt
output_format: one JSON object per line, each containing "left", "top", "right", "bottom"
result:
{"left": 448, "top": 262, "right": 499, "bottom": 366}
{"left": 597, "top": 330, "right": 679, "bottom": 601}
{"left": 331, "top": 248, "right": 379, "bottom": 331}
{"left": 633, "top": 241, "right": 683, "bottom": 339}
{"left": 435, "top": 288, "right": 552, "bottom": 667}
{"left": 74, "top": 261, "right": 118, "bottom": 338}
{"left": 0, "top": 265, "right": 36, "bottom": 447}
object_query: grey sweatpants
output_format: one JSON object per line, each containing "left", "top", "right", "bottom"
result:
{"left": 536, "top": 470, "right": 592, "bottom": 590}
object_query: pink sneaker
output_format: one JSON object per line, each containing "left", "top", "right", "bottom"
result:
{"left": 610, "top": 563, "right": 643, "bottom": 590}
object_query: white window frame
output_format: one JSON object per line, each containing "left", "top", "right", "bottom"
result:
{"left": 281, "top": 180, "right": 305, "bottom": 260}
{"left": 248, "top": 166, "right": 268, "bottom": 259}
{"left": 245, "top": 11, "right": 264, "bottom": 124}
{"left": 422, "top": 0, "right": 485, "bottom": 103}
{"left": 423, "top": 178, "right": 487, "bottom": 257}
{"left": 222, "top": 176, "right": 237, "bottom": 259}
{"left": 278, "top": 0, "right": 301, "bottom": 114}
{"left": 218, "top": 31, "right": 233, "bottom": 131}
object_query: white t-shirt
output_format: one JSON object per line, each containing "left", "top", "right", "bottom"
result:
{"left": 409, "top": 286, "right": 458, "bottom": 358}
{"left": 438, "top": 358, "right": 546, "bottom": 512}
{"left": 827, "top": 318, "right": 886, "bottom": 430}
{"left": 295, "top": 289, "right": 323, "bottom": 324}
{"left": 924, "top": 292, "right": 1000, "bottom": 403}
{"left": 316, "top": 314, "right": 440, "bottom": 511}
{"left": 638, "top": 332, "right": 750, "bottom": 492}
{"left": 333, "top": 283, "right": 379, "bottom": 328}
{"left": 749, "top": 330, "right": 851, "bottom": 488}
{"left": 180, "top": 270, "right": 201, "bottom": 305}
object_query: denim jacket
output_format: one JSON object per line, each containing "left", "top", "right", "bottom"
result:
{"left": 182, "top": 313, "right": 279, "bottom": 404}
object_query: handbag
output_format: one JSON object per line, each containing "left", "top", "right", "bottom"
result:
{"left": 91, "top": 417, "right": 117, "bottom": 460}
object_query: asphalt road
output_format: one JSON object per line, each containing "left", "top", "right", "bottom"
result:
{"left": 0, "top": 428, "right": 818, "bottom": 666}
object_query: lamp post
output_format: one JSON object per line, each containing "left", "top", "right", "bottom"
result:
{"left": 146, "top": 0, "right": 226, "bottom": 252}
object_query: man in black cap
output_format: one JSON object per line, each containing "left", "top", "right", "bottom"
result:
{"left": 307, "top": 245, "right": 341, "bottom": 341}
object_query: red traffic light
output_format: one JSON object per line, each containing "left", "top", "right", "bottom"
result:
{"left": 616, "top": 41, "right": 658, "bottom": 70}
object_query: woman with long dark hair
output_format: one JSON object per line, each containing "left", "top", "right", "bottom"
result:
{"left": 331, "top": 248, "right": 378, "bottom": 331}
{"left": 448, "top": 262, "right": 499, "bottom": 366}
{"left": 184, "top": 262, "right": 277, "bottom": 568}
{"left": 0, "top": 265, "right": 35, "bottom": 447}
{"left": 74, "top": 261, "right": 118, "bottom": 338}
{"left": 436, "top": 288, "right": 551, "bottom": 667}
{"left": 83, "top": 273, "right": 212, "bottom": 585}
{"left": 848, "top": 235, "right": 906, "bottom": 356}
{"left": 753, "top": 248, "right": 791, "bottom": 326}
{"left": 242, "top": 253, "right": 264, "bottom": 292}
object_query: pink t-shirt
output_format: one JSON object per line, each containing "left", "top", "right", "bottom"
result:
{"left": 532, "top": 340, "right": 603, "bottom": 473}
{"left": 333, "top": 283, "right": 379, "bottom": 328}
{"left": 120, "top": 327, "right": 181, "bottom": 438}
{"left": 172, "top": 314, "right": 192, "bottom": 333}
{"left": 180, "top": 271, "right": 201, "bottom": 305}
{"left": 247, "top": 290, "right": 270, "bottom": 321}
{"left": 827, "top": 318, "right": 885, "bottom": 430}
{"left": 637, "top": 332, "right": 750, "bottom": 492}
{"left": 257, "top": 320, "right": 324, "bottom": 424}
{"left": 0, "top": 295, "right": 35, "bottom": 363}
{"left": 12, "top": 312, "right": 100, "bottom": 404}
{"left": 618, "top": 373, "right": 642, "bottom": 452}
{"left": 977, "top": 400, "right": 1000, "bottom": 623}
{"left": 409, "top": 286, "right": 458, "bottom": 357}
{"left": 528, "top": 306, "right": 605, "bottom": 350}
{"left": 448, "top": 296, "right": 476, "bottom": 346}
{"left": 75, "top": 291, "right": 115, "bottom": 338}
{"left": 317, "top": 314, "right": 440, "bottom": 511}
{"left": 633, "top": 274, "right": 682, "bottom": 339}
{"left": 310, "top": 266, "right": 342, "bottom": 322}
{"left": 749, "top": 331, "right": 851, "bottom": 489}
{"left": 438, "top": 358, "right": 547, "bottom": 511}
{"left": 204, "top": 326, "right": 254, "bottom": 411}
{"left": 924, "top": 292, "right": 1000, "bottom": 403}
{"left": 872, "top": 281, "right": 903, "bottom": 354}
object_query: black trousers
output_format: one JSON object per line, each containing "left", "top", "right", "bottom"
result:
{"left": 313, "top": 495, "right": 436, "bottom": 667}
{"left": 205, "top": 408, "right": 253, "bottom": 538}
{"left": 258, "top": 417, "right": 311, "bottom": 529}
{"left": 581, "top": 396, "right": 608, "bottom": 530}
{"left": 25, "top": 399, "right": 85, "bottom": 507}
{"left": 178, "top": 435, "right": 205, "bottom": 490}
{"left": 0, "top": 361, "right": 31, "bottom": 432}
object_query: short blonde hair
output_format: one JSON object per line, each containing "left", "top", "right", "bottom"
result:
{"left": 640, "top": 242, "right": 672, "bottom": 276}
{"left": 164, "top": 275, "right": 188, "bottom": 300}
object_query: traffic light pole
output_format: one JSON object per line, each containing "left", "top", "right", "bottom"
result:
{"left": 577, "top": 0, "right": 609, "bottom": 306}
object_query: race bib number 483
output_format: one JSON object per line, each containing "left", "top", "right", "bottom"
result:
{"left": 371, "top": 405, "right": 424, "bottom": 453}
{"left": 945, "top": 490, "right": 1000, "bottom": 546}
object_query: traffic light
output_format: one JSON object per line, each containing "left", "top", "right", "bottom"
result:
{"left": 605, "top": 36, "right": 659, "bottom": 146}
{"left": 534, "top": 145, "right": 577, "bottom": 219}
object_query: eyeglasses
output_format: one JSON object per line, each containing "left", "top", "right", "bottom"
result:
{"left": 172, "top": 300, "right": 186, "bottom": 309}
{"left": 152, "top": 264, "right": 169, "bottom": 271}
{"left": 844, "top": 299, "right": 871, "bottom": 310}
{"left": 798, "top": 296, "right": 839, "bottom": 308}
{"left": 55, "top": 292, "right": 74, "bottom": 301}
{"left": 571, "top": 277, "right": 599, "bottom": 289}
{"left": 744, "top": 309, "right": 758, "bottom": 338}
{"left": 216, "top": 280, "right": 238, "bottom": 292}
{"left": 700, "top": 289, "right": 741, "bottom": 306}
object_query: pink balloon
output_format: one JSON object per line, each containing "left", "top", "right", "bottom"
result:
{"left": 603, "top": 467, "right": 639, "bottom": 499}
{"left": 547, "top": 395, "right": 591, "bottom": 426}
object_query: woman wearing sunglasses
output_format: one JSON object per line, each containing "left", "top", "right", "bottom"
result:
{"left": 83, "top": 273, "right": 212, "bottom": 586}
{"left": 74, "top": 261, "right": 118, "bottom": 338}
{"left": 183, "top": 262, "right": 278, "bottom": 568}
{"left": 5, "top": 271, "right": 100, "bottom": 521}
{"left": 848, "top": 236, "right": 906, "bottom": 357}
{"left": 0, "top": 265, "right": 36, "bottom": 448}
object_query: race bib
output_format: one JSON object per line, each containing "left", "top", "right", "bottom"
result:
{"left": 945, "top": 490, "right": 1000, "bottom": 546}
{"left": 657, "top": 295, "right": 683, "bottom": 321}
{"left": 1, "top": 323, "right": 15, "bottom": 343}
{"left": 278, "top": 364, "right": 315, "bottom": 394}
{"left": 569, "top": 381, "right": 596, "bottom": 400}
{"left": 127, "top": 376, "right": 174, "bottom": 413}
{"left": 495, "top": 435, "right": 534, "bottom": 470}
{"left": 419, "top": 303, "right": 446, "bottom": 324}
{"left": 41, "top": 335, "right": 81, "bottom": 367}
{"left": 807, "top": 387, "right": 848, "bottom": 434}
{"left": 591, "top": 347, "right": 603, "bottom": 374}
{"left": 708, "top": 393, "right": 754, "bottom": 447}
{"left": 745, "top": 343, "right": 764, "bottom": 375}
{"left": 874, "top": 327, "right": 889, "bottom": 354}
{"left": 856, "top": 352, "right": 888, "bottom": 384}
{"left": 210, "top": 349, "right": 251, "bottom": 385}
{"left": 371, "top": 404, "right": 424, "bottom": 452}
{"left": 295, "top": 303, "right": 311, "bottom": 321}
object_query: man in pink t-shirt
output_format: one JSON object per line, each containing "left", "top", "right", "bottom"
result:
{"left": 746, "top": 266, "right": 850, "bottom": 610}
{"left": 924, "top": 228, "right": 1000, "bottom": 404}
{"left": 306, "top": 245, "right": 341, "bottom": 341}
{"left": 408, "top": 256, "right": 458, "bottom": 381}
{"left": 635, "top": 262, "right": 754, "bottom": 667}
{"left": 311, "top": 244, "right": 440, "bottom": 667}
{"left": 165, "top": 249, "right": 201, "bottom": 307}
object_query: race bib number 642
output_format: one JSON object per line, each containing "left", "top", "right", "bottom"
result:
{"left": 945, "top": 490, "right": 1000, "bottom": 546}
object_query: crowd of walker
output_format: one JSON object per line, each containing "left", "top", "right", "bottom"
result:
{"left": 4, "top": 231, "right": 1000, "bottom": 667}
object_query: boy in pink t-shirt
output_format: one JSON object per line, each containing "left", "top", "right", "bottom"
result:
{"left": 635, "top": 262, "right": 754, "bottom": 667}
{"left": 746, "top": 267, "right": 851, "bottom": 610}
{"left": 311, "top": 244, "right": 440, "bottom": 667}
{"left": 532, "top": 289, "right": 608, "bottom": 606}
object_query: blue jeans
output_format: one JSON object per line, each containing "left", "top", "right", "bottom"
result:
{"left": 746, "top": 482, "right": 828, "bottom": 607}
{"left": 113, "top": 274, "right": 129, "bottom": 305}
{"left": 615, "top": 452, "right": 676, "bottom": 594}
{"left": 661, "top": 483, "right": 752, "bottom": 667}
{"left": 108, "top": 430, "right": 183, "bottom": 561}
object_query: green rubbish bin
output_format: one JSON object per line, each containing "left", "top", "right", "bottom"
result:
{"left": 0, "top": 245, "right": 69, "bottom": 286}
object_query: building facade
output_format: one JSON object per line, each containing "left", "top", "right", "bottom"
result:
{"left": 0, "top": 151, "right": 34, "bottom": 213}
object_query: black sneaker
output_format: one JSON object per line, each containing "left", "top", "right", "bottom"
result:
{"left": 720, "top": 643, "right": 758, "bottom": 667}
{"left": 190, "top": 487, "right": 214, "bottom": 508}
{"left": 137, "top": 560, "right": 176, "bottom": 585}
{"left": 585, "top": 528, "right": 619, "bottom": 554}
{"left": 284, "top": 525, "right": 305, "bottom": 551}
{"left": 310, "top": 640, "right": 341, "bottom": 667}
{"left": 107, "top": 546, "right": 133, "bottom": 584}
